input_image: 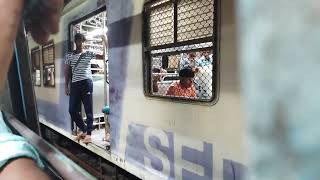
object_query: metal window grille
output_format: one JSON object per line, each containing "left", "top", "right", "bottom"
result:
{"left": 42, "top": 41, "right": 55, "bottom": 87}
{"left": 31, "top": 47, "right": 41, "bottom": 86}
{"left": 143, "top": 0, "right": 219, "bottom": 102}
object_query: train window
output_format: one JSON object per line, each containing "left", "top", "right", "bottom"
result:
{"left": 42, "top": 40, "right": 55, "bottom": 87}
{"left": 31, "top": 47, "right": 41, "bottom": 86}
{"left": 143, "top": 0, "right": 218, "bottom": 103}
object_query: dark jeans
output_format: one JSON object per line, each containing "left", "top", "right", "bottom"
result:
{"left": 69, "top": 79, "right": 93, "bottom": 135}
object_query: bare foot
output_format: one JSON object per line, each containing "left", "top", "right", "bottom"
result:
{"left": 74, "top": 132, "right": 86, "bottom": 141}
{"left": 82, "top": 135, "right": 91, "bottom": 144}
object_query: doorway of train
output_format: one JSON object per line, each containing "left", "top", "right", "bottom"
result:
{"left": 69, "top": 6, "right": 110, "bottom": 149}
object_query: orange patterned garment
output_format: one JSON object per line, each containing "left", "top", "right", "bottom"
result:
{"left": 165, "top": 81, "right": 196, "bottom": 98}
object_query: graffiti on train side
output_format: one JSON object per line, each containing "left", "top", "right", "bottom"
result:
{"left": 125, "top": 123, "right": 212, "bottom": 180}
{"left": 125, "top": 123, "right": 246, "bottom": 180}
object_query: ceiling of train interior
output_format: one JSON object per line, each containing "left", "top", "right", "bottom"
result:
{"left": 73, "top": 11, "right": 106, "bottom": 40}
{"left": 76, "top": 13, "right": 105, "bottom": 33}
{"left": 72, "top": 11, "right": 106, "bottom": 54}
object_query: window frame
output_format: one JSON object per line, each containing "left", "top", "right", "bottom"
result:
{"left": 142, "top": 0, "right": 220, "bottom": 104}
{"left": 31, "top": 47, "right": 41, "bottom": 87}
{"left": 42, "top": 40, "right": 56, "bottom": 88}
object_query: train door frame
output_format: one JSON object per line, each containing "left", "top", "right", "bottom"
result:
{"left": 67, "top": 6, "right": 108, "bottom": 137}
{"left": 68, "top": 6, "right": 107, "bottom": 52}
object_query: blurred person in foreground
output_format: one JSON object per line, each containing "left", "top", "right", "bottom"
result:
{"left": 0, "top": 0, "right": 64, "bottom": 179}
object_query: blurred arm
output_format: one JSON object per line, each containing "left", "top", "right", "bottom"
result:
{"left": 0, "top": 158, "right": 49, "bottom": 180}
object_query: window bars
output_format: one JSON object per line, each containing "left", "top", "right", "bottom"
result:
{"left": 143, "top": 0, "right": 218, "bottom": 102}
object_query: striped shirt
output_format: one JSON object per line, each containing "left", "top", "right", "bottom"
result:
{"left": 65, "top": 51, "right": 96, "bottom": 83}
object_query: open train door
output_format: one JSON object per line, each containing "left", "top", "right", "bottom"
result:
{"left": 69, "top": 6, "right": 110, "bottom": 149}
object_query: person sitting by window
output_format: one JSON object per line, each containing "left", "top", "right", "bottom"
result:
{"left": 179, "top": 52, "right": 199, "bottom": 73}
{"left": 197, "top": 50, "right": 213, "bottom": 68}
{"left": 196, "top": 50, "right": 213, "bottom": 99}
{"left": 165, "top": 68, "right": 196, "bottom": 98}
{"left": 161, "top": 55, "right": 169, "bottom": 73}
{"left": 152, "top": 67, "right": 161, "bottom": 93}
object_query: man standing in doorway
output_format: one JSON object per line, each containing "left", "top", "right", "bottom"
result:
{"left": 64, "top": 33, "right": 107, "bottom": 144}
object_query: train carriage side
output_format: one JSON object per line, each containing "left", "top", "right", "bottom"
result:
{"left": 108, "top": 0, "right": 247, "bottom": 179}
{"left": 27, "top": 0, "right": 247, "bottom": 179}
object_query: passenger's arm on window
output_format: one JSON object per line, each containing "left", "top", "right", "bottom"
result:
{"left": 191, "top": 85, "right": 196, "bottom": 97}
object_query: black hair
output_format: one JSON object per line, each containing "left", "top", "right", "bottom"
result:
{"left": 152, "top": 68, "right": 161, "bottom": 73}
{"left": 74, "top": 33, "right": 86, "bottom": 42}
{"left": 161, "top": 55, "right": 169, "bottom": 69}
{"left": 179, "top": 68, "right": 194, "bottom": 78}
